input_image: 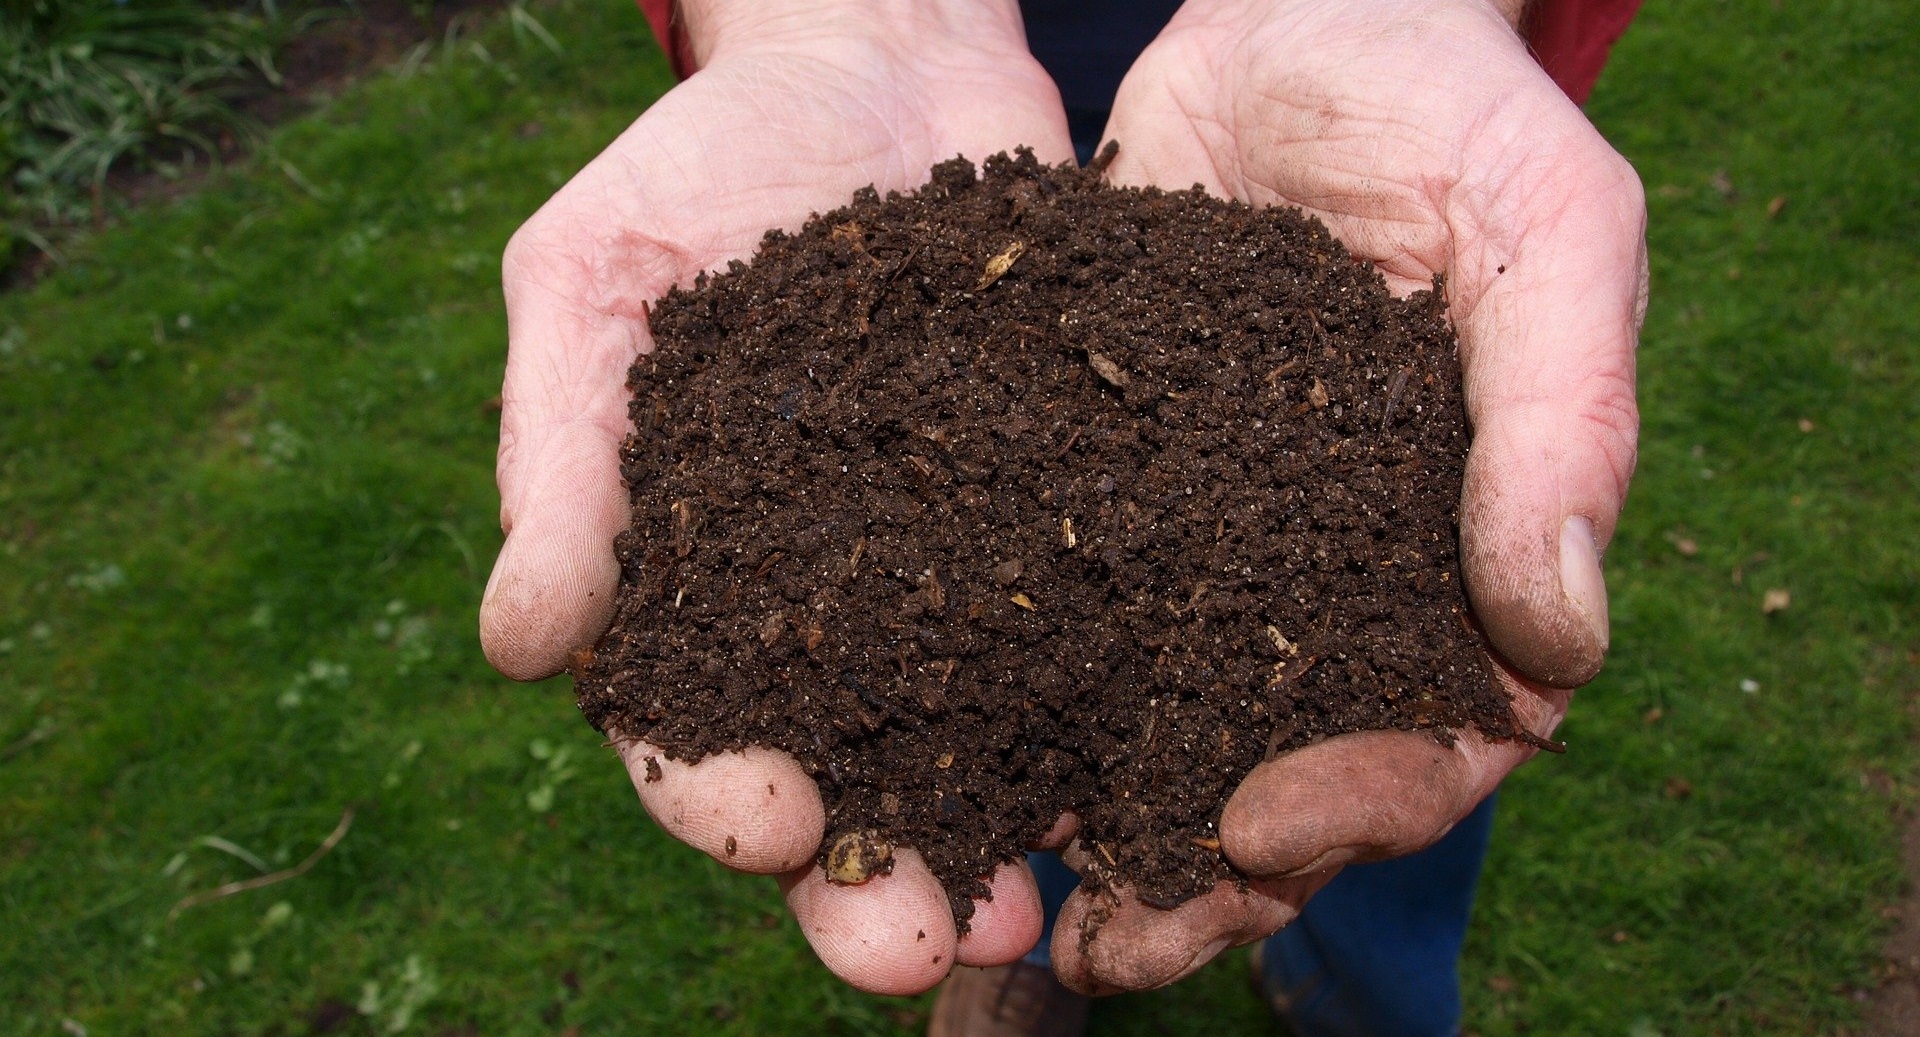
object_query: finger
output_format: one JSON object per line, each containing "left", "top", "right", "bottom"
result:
{"left": 781, "top": 847, "right": 958, "bottom": 996}
{"left": 1048, "top": 873, "right": 1333, "bottom": 995}
{"left": 1221, "top": 675, "right": 1569, "bottom": 877}
{"left": 952, "top": 858, "right": 1044, "bottom": 967}
{"left": 477, "top": 432, "right": 627, "bottom": 680}
{"left": 1454, "top": 121, "right": 1646, "bottom": 689}
{"left": 617, "top": 738, "right": 824, "bottom": 874}
{"left": 479, "top": 225, "right": 651, "bottom": 681}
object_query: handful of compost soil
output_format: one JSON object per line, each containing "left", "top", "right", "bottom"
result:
{"left": 572, "top": 147, "right": 1520, "bottom": 925}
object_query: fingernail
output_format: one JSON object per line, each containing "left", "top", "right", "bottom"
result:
{"left": 1559, "top": 516, "right": 1609, "bottom": 654}
{"left": 1278, "top": 845, "right": 1356, "bottom": 879}
{"left": 1170, "top": 937, "right": 1235, "bottom": 984}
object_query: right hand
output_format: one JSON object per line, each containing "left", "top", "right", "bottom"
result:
{"left": 1041, "top": 0, "right": 1644, "bottom": 994}
{"left": 478, "top": 0, "right": 1074, "bottom": 995}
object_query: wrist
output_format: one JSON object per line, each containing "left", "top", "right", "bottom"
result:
{"left": 678, "top": 0, "right": 1031, "bottom": 69}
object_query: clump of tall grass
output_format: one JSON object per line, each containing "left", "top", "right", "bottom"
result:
{"left": 0, "top": 1, "right": 321, "bottom": 262}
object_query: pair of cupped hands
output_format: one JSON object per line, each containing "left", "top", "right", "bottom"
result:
{"left": 479, "top": 0, "right": 1644, "bottom": 998}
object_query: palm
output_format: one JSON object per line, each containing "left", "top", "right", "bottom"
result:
{"left": 482, "top": 32, "right": 1073, "bottom": 995}
{"left": 1039, "top": 0, "right": 1646, "bottom": 993}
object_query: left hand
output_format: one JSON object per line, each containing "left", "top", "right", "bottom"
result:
{"left": 1046, "top": 0, "right": 1646, "bottom": 992}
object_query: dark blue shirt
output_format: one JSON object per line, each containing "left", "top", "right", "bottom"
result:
{"left": 1021, "top": 0, "right": 1183, "bottom": 161}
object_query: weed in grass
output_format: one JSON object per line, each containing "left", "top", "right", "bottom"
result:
{"left": 0, "top": 1, "right": 329, "bottom": 258}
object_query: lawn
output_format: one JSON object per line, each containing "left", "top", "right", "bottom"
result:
{"left": 1, "top": 0, "right": 1915, "bottom": 1034}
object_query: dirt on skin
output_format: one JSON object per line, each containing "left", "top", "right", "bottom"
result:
{"left": 573, "top": 146, "right": 1526, "bottom": 926}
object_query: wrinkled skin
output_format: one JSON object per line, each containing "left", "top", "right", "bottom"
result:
{"left": 480, "top": 0, "right": 1644, "bottom": 998}
{"left": 1048, "top": 0, "right": 1646, "bottom": 993}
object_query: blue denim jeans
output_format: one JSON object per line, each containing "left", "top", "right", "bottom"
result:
{"left": 1025, "top": 796, "right": 1497, "bottom": 1037}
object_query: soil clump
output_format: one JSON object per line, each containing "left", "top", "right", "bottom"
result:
{"left": 573, "top": 147, "right": 1521, "bottom": 925}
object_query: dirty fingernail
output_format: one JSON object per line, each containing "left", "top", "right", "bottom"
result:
{"left": 1559, "top": 515, "right": 1609, "bottom": 653}
{"left": 1171, "top": 937, "right": 1234, "bottom": 984}
{"left": 1277, "top": 845, "right": 1356, "bottom": 880}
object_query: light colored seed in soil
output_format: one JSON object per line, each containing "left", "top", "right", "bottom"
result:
{"left": 825, "top": 830, "right": 893, "bottom": 885}
{"left": 974, "top": 241, "right": 1026, "bottom": 291}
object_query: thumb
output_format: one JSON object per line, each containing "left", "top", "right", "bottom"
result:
{"left": 479, "top": 227, "right": 647, "bottom": 680}
{"left": 1454, "top": 129, "right": 1646, "bottom": 688}
{"left": 480, "top": 420, "right": 628, "bottom": 681}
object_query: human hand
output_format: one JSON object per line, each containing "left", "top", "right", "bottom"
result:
{"left": 1046, "top": 0, "right": 1646, "bottom": 992}
{"left": 478, "top": 0, "right": 1074, "bottom": 995}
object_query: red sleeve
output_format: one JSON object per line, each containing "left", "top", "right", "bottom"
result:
{"left": 1524, "top": 0, "right": 1643, "bottom": 104}
{"left": 637, "top": 0, "right": 697, "bottom": 80}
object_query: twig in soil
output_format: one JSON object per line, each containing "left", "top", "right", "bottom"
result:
{"left": 811, "top": 731, "right": 846, "bottom": 785}
{"left": 1515, "top": 730, "right": 1569, "bottom": 754}
{"left": 169, "top": 808, "right": 355, "bottom": 920}
{"left": 864, "top": 246, "right": 921, "bottom": 319}
{"left": 1263, "top": 717, "right": 1302, "bottom": 762}
{"left": 669, "top": 499, "right": 699, "bottom": 557}
{"left": 600, "top": 731, "right": 641, "bottom": 752}
{"left": 1381, "top": 366, "right": 1413, "bottom": 429}
{"left": 1088, "top": 139, "right": 1120, "bottom": 175}
{"left": 753, "top": 550, "right": 785, "bottom": 578}
{"left": 880, "top": 245, "right": 920, "bottom": 286}
{"left": 1424, "top": 273, "right": 1449, "bottom": 317}
{"left": 1263, "top": 358, "right": 1304, "bottom": 384}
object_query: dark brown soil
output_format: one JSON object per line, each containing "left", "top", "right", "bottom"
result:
{"left": 573, "top": 147, "right": 1522, "bottom": 925}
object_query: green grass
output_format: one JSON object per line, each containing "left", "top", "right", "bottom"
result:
{"left": 0, "top": 0, "right": 1915, "bottom": 1033}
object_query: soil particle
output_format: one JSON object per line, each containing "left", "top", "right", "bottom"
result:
{"left": 574, "top": 149, "right": 1520, "bottom": 924}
